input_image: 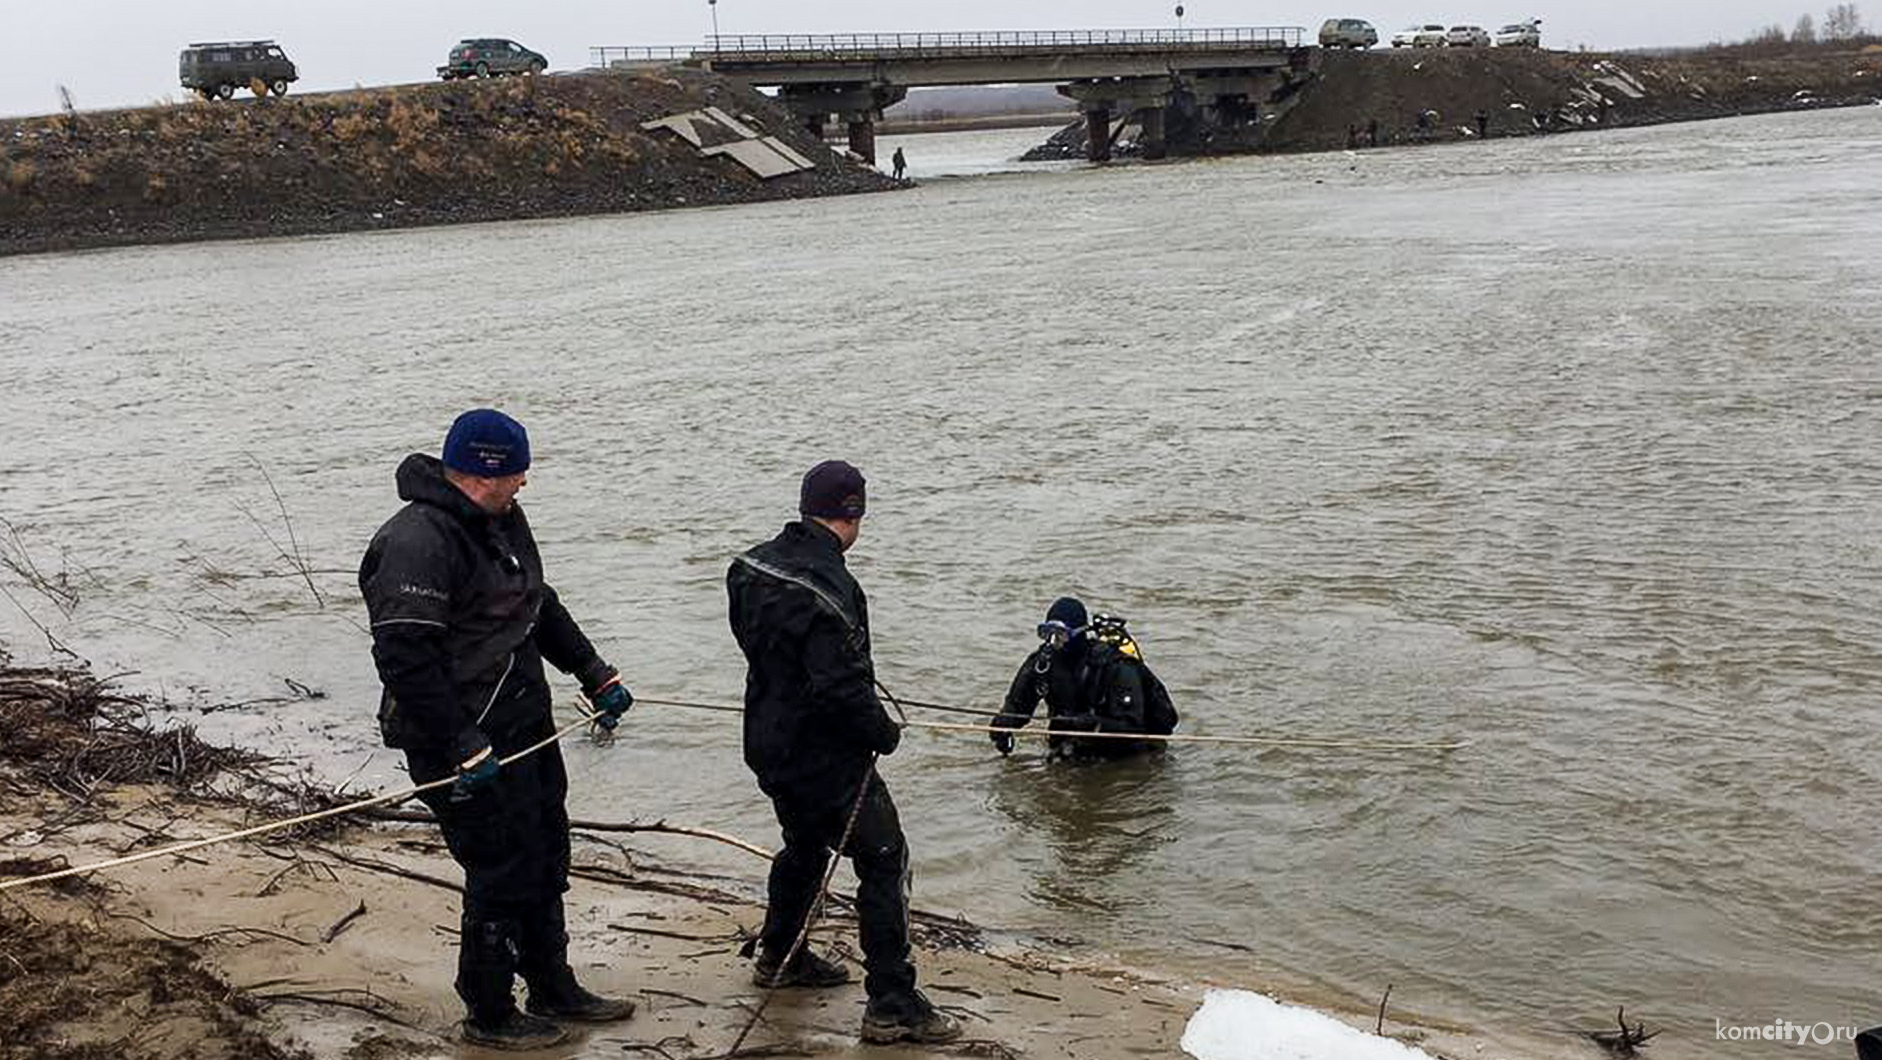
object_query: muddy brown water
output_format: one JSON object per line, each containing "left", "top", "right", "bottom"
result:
{"left": 4, "top": 106, "right": 1881, "bottom": 1058}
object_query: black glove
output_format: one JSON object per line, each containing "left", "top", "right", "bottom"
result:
{"left": 991, "top": 728, "right": 1015, "bottom": 756}
{"left": 870, "top": 713, "right": 903, "bottom": 757}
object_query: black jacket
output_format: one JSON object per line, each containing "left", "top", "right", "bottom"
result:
{"left": 725, "top": 520, "right": 901, "bottom": 793}
{"left": 995, "top": 639, "right": 1172, "bottom": 756}
{"left": 359, "top": 454, "right": 614, "bottom": 760}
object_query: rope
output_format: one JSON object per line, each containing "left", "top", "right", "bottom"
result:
{"left": 3, "top": 689, "right": 1464, "bottom": 894}
{"left": 897, "top": 697, "right": 1005, "bottom": 719}
{"left": 364, "top": 807, "right": 777, "bottom": 862}
{"left": 635, "top": 696, "right": 1469, "bottom": 752}
{"left": 637, "top": 696, "right": 744, "bottom": 715}
{"left": 905, "top": 718, "right": 1471, "bottom": 752}
{"left": 0, "top": 713, "right": 598, "bottom": 894}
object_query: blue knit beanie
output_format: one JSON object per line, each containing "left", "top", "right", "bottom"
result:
{"left": 442, "top": 409, "right": 531, "bottom": 478}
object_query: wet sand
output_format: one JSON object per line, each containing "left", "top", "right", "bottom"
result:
{"left": 1, "top": 738, "right": 1550, "bottom": 1060}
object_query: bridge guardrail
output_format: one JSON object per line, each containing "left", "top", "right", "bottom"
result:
{"left": 591, "top": 46, "right": 695, "bottom": 66}
{"left": 594, "top": 28, "right": 1305, "bottom": 68}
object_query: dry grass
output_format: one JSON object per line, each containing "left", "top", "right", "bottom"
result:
{"left": 6, "top": 160, "right": 36, "bottom": 194}
{"left": 0, "top": 73, "right": 667, "bottom": 211}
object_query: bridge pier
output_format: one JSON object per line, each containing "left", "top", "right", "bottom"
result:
{"left": 1060, "top": 77, "right": 1172, "bottom": 163}
{"left": 1139, "top": 106, "right": 1168, "bottom": 160}
{"left": 1084, "top": 108, "right": 1112, "bottom": 162}
{"left": 778, "top": 82, "right": 908, "bottom": 165}
{"left": 847, "top": 120, "right": 876, "bottom": 165}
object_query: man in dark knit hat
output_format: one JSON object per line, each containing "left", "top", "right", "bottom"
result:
{"left": 724, "top": 460, "right": 962, "bottom": 1045}
{"left": 359, "top": 408, "right": 638, "bottom": 1050}
{"left": 990, "top": 596, "right": 1179, "bottom": 759}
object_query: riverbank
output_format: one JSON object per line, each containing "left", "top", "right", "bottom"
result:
{"left": 0, "top": 664, "right": 1543, "bottom": 1060}
{"left": 0, "top": 68, "right": 896, "bottom": 258}
{"left": 1021, "top": 44, "right": 1882, "bottom": 159}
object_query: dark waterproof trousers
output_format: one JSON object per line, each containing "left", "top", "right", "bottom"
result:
{"left": 760, "top": 771, "right": 916, "bottom": 1001}
{"left": 409, "top": 715, "right": 579, "bottom": 1026}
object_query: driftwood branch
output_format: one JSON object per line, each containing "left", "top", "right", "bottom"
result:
{"left": 1586, "top": 1006, "right": 1660, "bottom": 1056}
{"left": 322, "top": 900, "right": 367, "bottom": 943}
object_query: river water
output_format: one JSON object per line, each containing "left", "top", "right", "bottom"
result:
{"left": 4, "top": 107, "right": 1880, "bottom": 1058}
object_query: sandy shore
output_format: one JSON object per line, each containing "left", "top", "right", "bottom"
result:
{"left": 0, "top": 667, "right": 1554, "bottom": 1060}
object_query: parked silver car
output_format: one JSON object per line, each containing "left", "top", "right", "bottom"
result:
{"left": 1392, "top": 24, "right": 1450, "bottom": 47}
{"left": 1445, "top": 25, "right": 1492, "bottom": 47}
{"left": 1319, "top": 18, "right": 1380, "bottom": 49}
{"left": 1495, "top": 21, "right": 1543, "bottom": 47}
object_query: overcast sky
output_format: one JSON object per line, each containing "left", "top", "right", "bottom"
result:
{"left": 0, "top": 0, "right": 1849, "bottom": 117}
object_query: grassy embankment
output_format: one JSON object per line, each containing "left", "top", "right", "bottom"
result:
{"left": 0, "top": 69, "right": 895, "bottom": 257}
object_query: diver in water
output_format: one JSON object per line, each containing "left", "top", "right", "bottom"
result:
{"left": 989, "top": 597, "right": 1178, "bottom": 759}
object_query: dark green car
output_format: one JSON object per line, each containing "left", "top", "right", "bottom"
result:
{"left": 179, "top": 40, "right": 299, "bottom": 100}
{"left": 438, "top": 39, "right": 548, "bottom": 80}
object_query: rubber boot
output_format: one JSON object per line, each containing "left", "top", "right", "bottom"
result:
{"left": 520, "top": 902, "right": 636, "bottom": 1023}
{"left": 753, "top": 946, "right": 852, "bottom": 989}
{"left": 458, "top": 916, "right": 566, "bottom": 1049}
{"left": 860, "top": 989, "right": 964, "bottom": 1045}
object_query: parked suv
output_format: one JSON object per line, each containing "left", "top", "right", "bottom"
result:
{"left": 439, "top": 39, "right": 548, "bottom": 79}
{"left": 1495, "top": 21, "right": 1544, "bottom": 47}
{"left": 1392, "top": 24, "right": 1450, "bottom": 47}
{"left": 1318, "top": 19, "right": 1380, "bottom": 49}
{"left": 1446, "top": 25, "right": 1493, "bottom": 47}
{"left": 179, "top": 41, "right": 298, "bottom": 100}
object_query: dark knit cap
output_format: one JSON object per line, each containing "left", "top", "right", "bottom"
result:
{"left": 800, "top": 460, "right": 867, "bottom": 520}
{"left": 1046, "top": 597, "right": 1088, "bottom": 629}
{"left": 443, "top": 409, "right": 531, "bottom": 478}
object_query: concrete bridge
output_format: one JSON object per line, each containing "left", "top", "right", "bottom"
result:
{"left": 594, "top": 28, "right": 1311, "bottom": 164}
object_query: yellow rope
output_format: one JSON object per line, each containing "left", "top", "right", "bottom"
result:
{"left": 906, "top": 717, "right": 1469, "bottom": 751}
{"left": 641, "top": 697, "right": 1470, "bottom": 752}
{"left": 2, "top": 693, "right": 1468, "bottom": 894}
{"left": 0, "top": 714, "right": 597, "bottom": 894}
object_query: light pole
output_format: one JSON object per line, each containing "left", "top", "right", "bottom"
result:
{"left": 1175, "top": 4, "right": 1185, "bottom": 33}
{"left": 709, "top": 0, "right": 721, "bottom": 47}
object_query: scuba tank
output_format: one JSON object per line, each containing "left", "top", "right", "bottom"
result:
{"left": 1089, "top": 613, "right": 1178, "bottom": 737}
{"left": 1088, "top": 613, "right": 1143, "bottom": 660}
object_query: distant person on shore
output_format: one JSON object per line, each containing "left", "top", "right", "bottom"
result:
{"left": 726, "top": 461, "right": 962, "bottom": 1046}
{"left": 1367, "top": 117, "right": 1381, "bottom": 147}
{"left": 990, "top": 597, "right": 1178, "bottom": 759}
{"left": 1475, "top": 109, "right": 1490, "bottom": 138}
{"left": 891, "top": 147, "right": 907, "bottom": 180}
{"left": 359, "top": 409, "right": 639, "bottom": 1050}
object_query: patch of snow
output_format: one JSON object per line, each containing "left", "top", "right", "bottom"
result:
{"left": 1181, "top": 990, "right": 1439, "bottom": 1060}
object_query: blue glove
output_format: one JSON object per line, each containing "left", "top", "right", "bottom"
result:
{"left": 451, "top": 748, "right": 499, "bottom": 803}
{"left": 591, "top": 678, "right": 634, "bottom": 732}
{"left": 991, "top": 728, "right": 1016, "bottom": 756}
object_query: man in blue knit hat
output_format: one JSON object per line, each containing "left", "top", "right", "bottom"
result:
{"left": 359, "top": 409, "right": 638, "bottom": 1050}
